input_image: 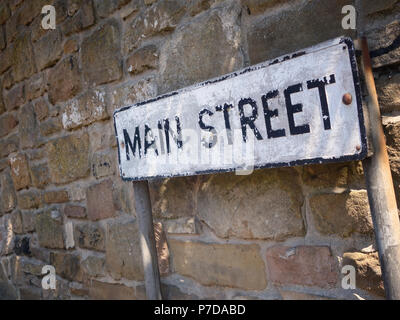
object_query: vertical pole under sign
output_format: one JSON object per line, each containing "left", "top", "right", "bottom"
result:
{"left": 360, "top": 37, "right": 400, "bottom": 300}
{"left": 133, "top": 180, "right": 162, "bottom": 300}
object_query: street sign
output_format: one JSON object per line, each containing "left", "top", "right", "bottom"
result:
{"left": 114, "top": 37, "right": 367, "bottom": 181}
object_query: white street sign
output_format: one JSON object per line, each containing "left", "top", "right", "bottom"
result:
{"left": 114, "top": 37, "right": 367, "bottom": 181}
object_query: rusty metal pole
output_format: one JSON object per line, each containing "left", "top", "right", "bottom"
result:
{"left": 133, "top": 180, "right": 162, "bottom": 300}
{"left": 361, "top": 37, "right": 400, "bottom": 299}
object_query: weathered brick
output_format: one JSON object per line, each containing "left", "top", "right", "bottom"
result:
{"left": 11, "top": 210, "right": 23, "bottom": 234}
{"left": 19, "top": 103, "right": 40, "bottom": 149}
{"left": 11, "top": 32, "right": 36, "bottom": 82}
{"left": 82, "top": 255, "right": 106, "bottom": 277}
{"left": 89, "top": 121, "right": 116, "bottom": 152}
{"left": 61, "top": 1, "right": 95, "bottom": 36}
{"left": 17, "top": 190, "right": 42, "bottom": 209}
{"left": 241, "top": 0, "right": 287, "bottom": 15}
{"left": 0, "top": 134, "right": 19, "bottom": 158}
{"left": 9, "top": 153, "right": 30, "bottom": 190}
{"left": 81, "top": 20, "right": 122, "bottom": 85}
{"left": 91, "top": 151, "right": 115, "bottom": 179}
{"left": 149, "top": 176, "right": 197, "bottom": 219}
{"left": 94, "top": 0, "right": 131, "bottom": 18}
{"left": 39, "top": 117, "right": 63, "bottom": 136}
{"left": 87, "top": 179, "right": 116, "bottom": 221}
{"left": 5, "top": 10, "right": 18, "bottom": 44}
{"left": 17, "top": 0, "right": 47, "bottom": 26}
{"left": 63, "top": 38, "right": 79, "bottom": 54}
{"left": 124, "top": 0, "right": 186, "bottom": 54}
{"left": 74, "top": 222, "right": 105, "bottom": 251}
{"left": 33, "top": 98, "right": 49, "bottom": 121}
{"left": 0, "top": 2, "right": 10, "bottom": 24}
{"left": 342, "top": 251, "right": 384, "bottom": 297}
{"left": 0, "top": 47, "right": 11, "bottom": 74}
{"left": 309, "top": 191, "right": 373, "bottom": 237}
{"left": 64, "top": 204, "right": 86, "bottom": 219}
{"left": 364, "top": 20, "right": 400, "bottom": 68}
{"left": 266, "top": 246, "right": 338, "bottom": 288}
{"left": 197, "top": 169, "right": 305, "bottom": 240}
{"left": 50, "top": 251, "right": 82, "bottom": 282}
{"left": 44, "top": 190, "right": 69, "bottom": 204}
{"left": 2, "top": 70, "right": 13, "bottom": 90}
{"left": 106, "top": 220, "right": 144, "bottom": 280}
{"left": 62, "top": 89, "right": 108, "bottom": 130}
{"left": 163, "top": 217, "right": 199, "bottom": 234}
{"left": 88, "top": 280, "right": 143, "bottom": 300}
{"left": 29, "top": 163, "right": 49, "bottom": 189}
{"left": 4, "top": 82, "right": 25, "bottom": 111}
{"left": 126, "top": 45, "right": 158, "bottom": 75}
{"left": 0, "top": 25, "right": 5, "bottom": 50}
{"left": 170, "top": 240, "right": 266, "bottom": 290}
{"left": 247, "top": 0, "right": 355, "bottom": 65}
{"left": 110, "top": 78, "right": 157, "bottom": 112}
{"left": 0, "top": 113, "right": 18, "bottom": 137}
{"left": 25, "top": 72, "right": 47, "bottom": 101}
{"left": 46, "top": 133, "right": 90, "bottom": 184}
{"left": 376, "top": 73, "right": 400, "bottom": 114}
{"left": 35, "top": 210, "right": 64, "bottom": 249}
{"left": 21, "top": 211, "right": 36, "bottom": 233}
{"left": 159, "top": 2, "right": 242, "bottom": 93}
{"left": 47, "top": 55, "right": 82, "bottom": 104}
{"left": 34, "top": 29, "right": 63, "bottom": 71}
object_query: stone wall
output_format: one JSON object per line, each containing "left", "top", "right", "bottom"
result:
{"left": 0, "top": 0, "right": 399, "bottom": 300}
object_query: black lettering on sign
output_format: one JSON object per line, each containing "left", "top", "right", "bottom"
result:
{"left": 307, "top": 74, "right": 336, "bottom": 130}
{"left": 157, "top": 120, "right": 165, "bottom": 155}
{"left": 238, "top": 98, "right": 263, "bottom": 142}
{"left": 215, "top": 103, "right": 234, "bottom": 145}
{"left": 199, "top": 108, "right": 217, "bottom": 148}
{"left": 284, "top": 83, "right": 310, "bottom": 135}
{"left": 144, "top": 124, "right": 159, "bottom": 156}
{"left": 123, "top": 127, "right": 141, "bottom": 160}
{"left": 163, "top": 117, "right": 183, "bottom": 154}
{"left": 261, "top": 90, "right": 286, "bottom": 139}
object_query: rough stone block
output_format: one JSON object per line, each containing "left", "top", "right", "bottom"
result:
{"left": 126, "top": 44, "right": 158, "bottom": 75}
{"left": 4, "top": 82, "right": 25, "bottom": 111}
{"left": 91, "top": 151, "right": 116, "bottom": 179}
{"left": 9, "top": 153, "right": 30, "bottom": 190}
{"left": 35, "top": 210, "right": 64, "bottom": 249}
{"left": 25, "top": 72, "right": 47, "bottom": 102}
{"left": 74, "top": 222, "right": 105, "bottom": 251}
{"left": 376, "top": 73, "right": 400, "bottom": 114}
{"left": 50, "top": 251, "right": 82, "bottom": 282}
{"left": 46, "top": 133, "right": 90, "bottom": 184}
{"left": 197, "top": 168, "right": 305, "bottom": 240}
{"left": 62, "top": 89, "right": 108, "bottom": 130}
{"left": 105, "top": 220, "right": 144, "bottom": 280}
{"left": 11, "top": 31, "right": 36, "bottom": 82}
{"left": 86, "top": 179, "right": 116, "bottom": 221}
{"left": 34, "top": 29, "right": 63, "bottom": 71}
{"left": 247, "top": 0, "right": 355, "bottom": 65}
{"left": 159, "top": 1, "right": 243, "bottom": 93}
{"left": 342, "top": 251, "right": 384, "bottom": 297}
{"left": 81, "top": 20, "right": 122, "bottom": 85}
{"left": 18, "top": 103, "right": 40, "bottom": 149}
{"left": 17, "top": 190, "right": 42, "bottom": 210}
{"left": 43, "top": 190, "right": 69, "bottom": 204}
{"left": 29, "top": 163, "right": 49, "bottom": 189}
{"left": 169, "top": 240, "right": 267, "bottom": 290}
{"left": 88, "top": 280, "right": 143, "bottom": 300}
{"left": 0, "top": 114, "right": 18, "bottom": 138}
{"left": 309, "top": 190, "right": 373, "bottom": 237}
{"left": 64, "top": 204, "right": 86, "bottom": 219}
{"left": 47, "top": 55, "right": 82, "bottom": 104}
{"left": 266, "top": 245, "right": 338, "bottom": 288}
